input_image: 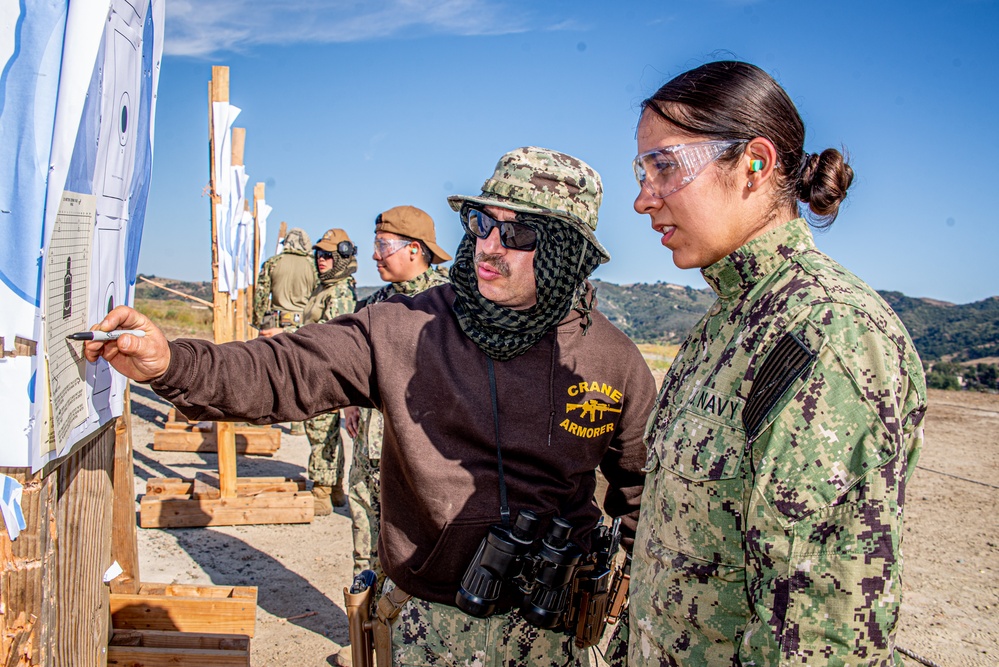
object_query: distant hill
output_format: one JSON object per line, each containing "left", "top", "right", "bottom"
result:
{"left": 595, "top": 281, "right": 999, "bottom": 363}
{"left": 135, "top": 275, "right": 213, "bottom": 303}
{"left": 590, "top": 279, "right": 715, "bottom": 343}
{"left": 134, "top": 274, "right": 998, "bottom": 363}
{"left": 879, "top": 292, "right": 999, "bottom": 362}
{"left": 356, "top": 285, "right": 378, "bottom": 302}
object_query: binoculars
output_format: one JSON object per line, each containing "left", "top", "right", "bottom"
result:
{"left": 455, "top": 510, "right": 583, "bottom": 629}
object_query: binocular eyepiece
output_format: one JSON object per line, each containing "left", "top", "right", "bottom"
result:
{"left": 456, "top": 510, "right": 583, "bottom": 628}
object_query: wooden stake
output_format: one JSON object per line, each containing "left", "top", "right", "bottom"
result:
{"left": 209, "top": 66, "right": 237, "bottom": 499}
{"left": 109, "top": 386, "right": 140, "bottom": 595}
{"left": 231, "top": 130, "right": 248, "bottom": 341}
{"left": 249, "top": 183, "right": 265, "bottom": 341}
{"left": 276, "top": 221, "right": 287, "bottom": 255}
{"left": 230, "top": 127, "right": 245, "bottom": 343}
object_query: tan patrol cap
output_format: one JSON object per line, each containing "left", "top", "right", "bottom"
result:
{"left": 314, "top": 228, "right": 353, "bottom": 252}
{"left": 375, "top": 205, "right": 452, "bottom": 264}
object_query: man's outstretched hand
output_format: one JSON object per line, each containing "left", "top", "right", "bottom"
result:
{"left": 83, "top": 305, "right": 172, "bottom": 383}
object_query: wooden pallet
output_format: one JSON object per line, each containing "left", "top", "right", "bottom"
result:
{"left": 140, "top": 477, "right": 314, "bottom": 528}
{"left": 108, "top": 629, "right": 250, "bottom": 666}
{"left": 153, "top": 408, "right": 281, "bottom": 455}
{"left": 110, "top": 583, "right": 257, "bottom": 636}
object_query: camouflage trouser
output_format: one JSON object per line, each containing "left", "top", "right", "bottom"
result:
{"left": 386, "top": 585, "right": 594, "bottom": 667}
{"left": 348, "top": 450, "right": 381, "bottom": 577}
{"left": 305, "top": 411, "right": 344, "bottom": 487}
{"left": 599, "top": 616, "right": 628, "bottom": 667}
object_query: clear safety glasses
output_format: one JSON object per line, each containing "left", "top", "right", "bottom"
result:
{"left": 633, "top": 140, "right": 744, "bottom": 199}
{"left": 460, "top": 205, "right": 538, "bottom": 251}
{"left": 373, "top": 238, "right": 413, "bottom": 259}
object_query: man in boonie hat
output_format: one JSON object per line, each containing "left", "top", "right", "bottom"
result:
{"left": 367, "top": 146, "right": 654, "bottom": 666}
{"left": 85, "top": 147, "right": 655, "bottom": 667}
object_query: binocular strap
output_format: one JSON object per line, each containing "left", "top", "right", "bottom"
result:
{"left": 487, "top": 356, "right": 512, "bottom": 526}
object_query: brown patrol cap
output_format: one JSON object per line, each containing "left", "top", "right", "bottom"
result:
{"left": 375, "top": 205, "right": 452, "bottom": 264}
{"left": 314, "top": 228, "right": 353, "bottom": 252}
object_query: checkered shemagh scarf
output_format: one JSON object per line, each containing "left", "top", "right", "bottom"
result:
{"left": 318, "top": 254, "right": 357, "bottom": 285}
{"left": 450, "top": 220, "right": 602, "bottom": 361}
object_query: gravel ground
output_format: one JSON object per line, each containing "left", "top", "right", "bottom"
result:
{"left": 126, "top": 384, "right": 998, "bottom": 666}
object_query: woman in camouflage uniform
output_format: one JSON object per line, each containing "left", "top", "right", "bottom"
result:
{"left": 343, "top": 206, "right": 450, "bottom": 576}
{"left": 629, "top": 61, "right": 927, "bottom": 666}
{"left": 303, "top": 228, "right": 358, "bottom": 514}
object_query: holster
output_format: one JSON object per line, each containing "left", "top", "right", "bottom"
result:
{"left": 260, "top": 310, "right": 302, "bottom": 329}
{"left": 566, "top": 564, "right": 612, "bottom": 649}
{"left": 259, "top": 312, "right": 278, "bottom": 330}
{"left": 278, "top": 310, "right": 302, "bottom": 326}
{"left": 344, "top": 584, "right": 375, "bottom": 667}
{"left": 565, "top": 560, "right": 631, "bottom": 649}
{"left": 605, "top": 565, "right": 630, "bottom": 625}
{"left": 343, "top": 582, "right": 411, "bottom": 667}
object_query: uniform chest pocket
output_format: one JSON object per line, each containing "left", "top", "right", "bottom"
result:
{"left": 651, "top": 390, "right": 747, "bottom": 482}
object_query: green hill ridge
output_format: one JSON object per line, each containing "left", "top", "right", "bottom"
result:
{"left": 136, "top": 274, "right": 999, "bottom": 367}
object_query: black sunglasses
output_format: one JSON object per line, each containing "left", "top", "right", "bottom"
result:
{"left": 316, "top": 241, "right": 357, "bottom": 261}
{"left": 460, "top": 205, "right": 538, "bottom": 251}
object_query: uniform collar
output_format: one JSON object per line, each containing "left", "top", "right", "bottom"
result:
{"left": 701, "top": 217, "right": 815, "bottom": 299}
{"left": 392, "top": 267, "right": 440, "bottom": 297}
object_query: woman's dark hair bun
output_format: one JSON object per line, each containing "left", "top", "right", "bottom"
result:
{"left": 797, "top": 149, "right": 854, "bottom": 228}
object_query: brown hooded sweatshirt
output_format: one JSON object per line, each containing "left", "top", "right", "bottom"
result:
{"left": 152, "top": 283, "right": 655, "bottom": 605}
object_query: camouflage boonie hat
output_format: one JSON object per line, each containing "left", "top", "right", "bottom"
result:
{"left": 447, "top": 147, "right": 610, "bottom": 263}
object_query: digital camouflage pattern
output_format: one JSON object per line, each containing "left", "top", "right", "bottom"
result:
{"left": 447, "top": 146, "right": 610, "bottom": 263}
{"left": 630, "top": 217, "right": 927, "bottom": 666}
{"left": 305, "top": 410, "right": 346, "bottom": 487}
{"left": 349, "top": 267, "right": 449, "bottom": 575}
{"left": 302, "top": 275, "right": 357, "bottom": 327}
{"left": 388, "top": 583, "right": 593, "bottom": 667}
{"left": 349, "top": 402, "right": 383, "bottom": 575}
{"left": 303, "top": 275, "right": 357, "bottom": 487}
{"left": 252, "top": 228, "right": 318, "bottom": 328}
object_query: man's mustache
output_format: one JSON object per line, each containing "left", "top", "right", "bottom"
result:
{"left": 474, "top": 252, "right": 510, "bottom": 278}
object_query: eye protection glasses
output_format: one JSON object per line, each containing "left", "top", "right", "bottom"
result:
{"left": 460, "top": 205, "right": 538, "bottom": 251}
{"left": 633, "top": 139, "right": 744, "bottom": 199}
{"left": 316, "top": 241, "right": 357, "bottom": 261}
{"left": 373, "top": 238, "right": 414, "bottom": 259}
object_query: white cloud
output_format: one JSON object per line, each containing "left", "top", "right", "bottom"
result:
{"left": 164, "top": 0, "right": 542, "bottom": 58}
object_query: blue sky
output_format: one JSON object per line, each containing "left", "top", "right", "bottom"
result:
{"left": 139, "top": 0, "right": 999, "bottom": 304}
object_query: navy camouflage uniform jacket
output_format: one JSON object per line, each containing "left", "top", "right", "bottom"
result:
{"left": 630, "top": 217, "right": 927, "bottom": 666}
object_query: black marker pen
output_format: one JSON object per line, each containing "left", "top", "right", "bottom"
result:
{"left": 66, "top": 330, "right": 146, "bottom": 341}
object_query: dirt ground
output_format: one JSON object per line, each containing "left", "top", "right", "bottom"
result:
{"left": 126, "top": 385, "right": 998, "bottom": 666}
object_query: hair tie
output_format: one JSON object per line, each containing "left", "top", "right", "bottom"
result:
{"left": 798, "top": 151, "right": 819, "bottom": 182}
